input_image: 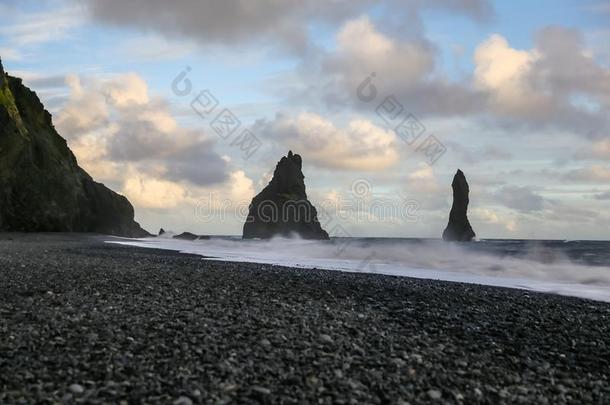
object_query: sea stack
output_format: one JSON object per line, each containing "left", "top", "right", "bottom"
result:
{"left": 243, "top": 151, "right": 329, "bottom": 239}
{"left": 442, "top": 169, "right": 475, "bottom": 241}
{"left": 0, "top": 58, "right": 148, "bottom": 237}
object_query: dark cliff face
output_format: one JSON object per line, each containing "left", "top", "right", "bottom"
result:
{"left": 0, "top": 59, "right": 4, "bottom": 88}
{"left": 0, "top": 59, "right": 149, "bottom": 237}
{"left": 442, "top": 169, "right": 476, "bottom": 242}
{"left": 243, "top": 151, "right": 329, "bottom": 240}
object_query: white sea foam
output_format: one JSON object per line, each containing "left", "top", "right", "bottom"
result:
{"left": 108, "top": 237, "right": 610, "bottom": 303}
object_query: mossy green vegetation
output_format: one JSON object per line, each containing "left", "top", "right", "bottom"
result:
{"left": 0, "top": 77, "right": 26, "bottom": 135}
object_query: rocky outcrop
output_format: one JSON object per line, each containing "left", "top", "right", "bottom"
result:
{"left": 243, "top": 151, "right": 329, "bottom": 239}
{"left": 0, "top": 58, "right": 149, "bottom": 237}
{"left": 442, "top": 169, "right": 475, "bottom": 242}
{"left": 173, "top": 232, "right": 210, "bottom": 241}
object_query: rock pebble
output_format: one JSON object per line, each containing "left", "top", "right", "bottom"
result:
{"left": 0, "top": 233, "right": 608, "bottom": 403}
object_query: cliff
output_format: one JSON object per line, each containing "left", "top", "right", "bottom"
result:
{"left": 0, "top": 58, "right": 148, "bottom": 237}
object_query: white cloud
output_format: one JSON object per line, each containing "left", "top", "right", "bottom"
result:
{"left": 474, "top": 34, "right": 548, "bottom": 117}
{"left": 122, "top": 170, "right": 189, "bottom": 209}
{"left": 472, "top": 208, "right": 516, "bottom": 232}
{"left": 0, "top": 5, "right": 84, "bottom": 47}
{"left": 325, "top": 15, "right": 435, "bottom": 92}
{"left": 56, "top": 74, "right": 109, "bottom": 137}
{"left": 406, "top": 164, "right": 441, "bottom": 193}
{"left": 303, "top": 20, "right": 610, "bottom": 134}
{"left": 105, "top": 73, "right": 149, "bottom": 107}
{"left": 473, "top": 28, "right": 610, "bottom": 129}
{"left": 263, "top": 112, "right": 399, "bottom": 171}
{"left": 55, "top": 72, "right": 229, "bottom": 189}
{"left": 228, "top": 170, "right": 255, "bottom": 202}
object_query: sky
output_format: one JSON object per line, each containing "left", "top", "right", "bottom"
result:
{"left": 1, "top": 0, "right": 609, "bottom": 240}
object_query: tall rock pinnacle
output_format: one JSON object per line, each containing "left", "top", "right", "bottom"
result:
{"left": 442, "top": 169, "right": 476, "bottom": 241}
{"left": 243, "top": 151, "right": 329, "bottom": 239}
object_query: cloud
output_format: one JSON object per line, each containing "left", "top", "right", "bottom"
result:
{"left": 260, "top": 112, "right": 399, "bottom": 171}
{"left": 0, "top": 5, "right": 84, "bottom": 47}
{"left": 82, "top": 0, "right": 347, "bottom": 53}
{"left": 473, "top": 28, "right": 610, "bottom": 131}
{"left": 56, "top": 73, "right": 229, "bottom": 187}
{"left": 564, "top": 165, "right": 610, "bottom": 183}
{"left": 162, "top": 140, "right": 232, "bottom": 186}
{"left": 81, "top": 0, "right": 492, "bottom": 54}
{"left": 406, "top": 164, "right": 441, "bottom": 193}
{"left": 494, "top": 186, "right": 546, "bottom": 213}
{"left": 471, "top": 208, "right": 516, "bottom": 232}
{"left": 296, "top": 19, "right": 610, "bottom": 135}
{"left": 0, "top": 47, "right": 22, "bottom": 61}
{"left": 122, "top": 166, "right": 255, "bottom": 215}
{"left": 122, "top": 170, "right": 189, "bottom": 209}
{"left": 474, "top": 34, "right": 547, "bottom": 117}
{"left": 105, "top": 73, "right": 149, "bottom": 107}
{"left": 117, "top": 35, "right": 198, "bottom": 62}
{"left": 594, "top": 191, "right": 610, "bottom": 200}
{"left": 56, "top": 74, "right": 109, "bottom": 137}
{"left": 401, "top": 164, "right": 447, "bottom": 211}
{"left": 321, "top": 15, "right": 435, "bottom": 101}
{"left": 313, "top": 15, "right": 483, "bottom": 116}
{"left": 591, "top": 138, "right": 610, "bottom": 159}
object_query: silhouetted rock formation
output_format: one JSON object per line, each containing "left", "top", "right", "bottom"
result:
{"left": 243, "top": 151, "right": 329, "bottom": 240}
{"left": 442, "top": 169, "right": 475, "bottom": 242}
{"left": 158, "top": 228, "right": 166, "bottom": 236}
{"left": 0, "top": 58, "right": 148, "bottom": 237}
{"left": 173, "top": 232, "right": 198, "bottom": 240}
{"left": 173, "top": 232, "right": 210, "bottom": 241}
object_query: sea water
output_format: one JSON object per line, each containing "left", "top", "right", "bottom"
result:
{"left": 109, "top": 236, "right": 610, "bottom": 303}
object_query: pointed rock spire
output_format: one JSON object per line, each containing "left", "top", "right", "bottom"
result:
{"left": 442, "top": 169, "right": 476, "bottom": 241}
{"left": 243, "top": 151, "right": 329, "bottom": 239}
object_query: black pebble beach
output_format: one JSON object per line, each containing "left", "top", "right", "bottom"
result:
{"left": 0, "top": 234, "right": 609, "bottom": 404}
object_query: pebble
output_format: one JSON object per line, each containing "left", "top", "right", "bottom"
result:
{"left": 69, "top": 384, "right": 84, "bottom": 395}
{"left": 251, "top": 386, "right": 271, "bottom": 395}
{"left": 319, "top": 334, "right": 333, "bottom": 344}
{"left": 173, "top": 396, "right": 193, "bottom": 405}
{"left": 427, "top": 389, "right": 442, "bottom": 400}
{"left": 1, "top": 235, "right": 609, "bottom": 404}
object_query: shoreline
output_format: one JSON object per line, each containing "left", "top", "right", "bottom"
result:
{"left": 109, "top": 236, "right": 610, "bottom": 303}
{"left": 1, "top": 233, "right": 609, "bottom": 403}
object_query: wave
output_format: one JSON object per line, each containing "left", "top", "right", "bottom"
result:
{"left": 108, "top": 237, "right": 610, "bottom": 303}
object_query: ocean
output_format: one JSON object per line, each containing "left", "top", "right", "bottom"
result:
{"left": 110, "top": 236, "right": 610, "bottom": 303}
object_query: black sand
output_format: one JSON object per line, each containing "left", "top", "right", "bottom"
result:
{"left": 0, "top": 234, "right": 608, "bottom": 404}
